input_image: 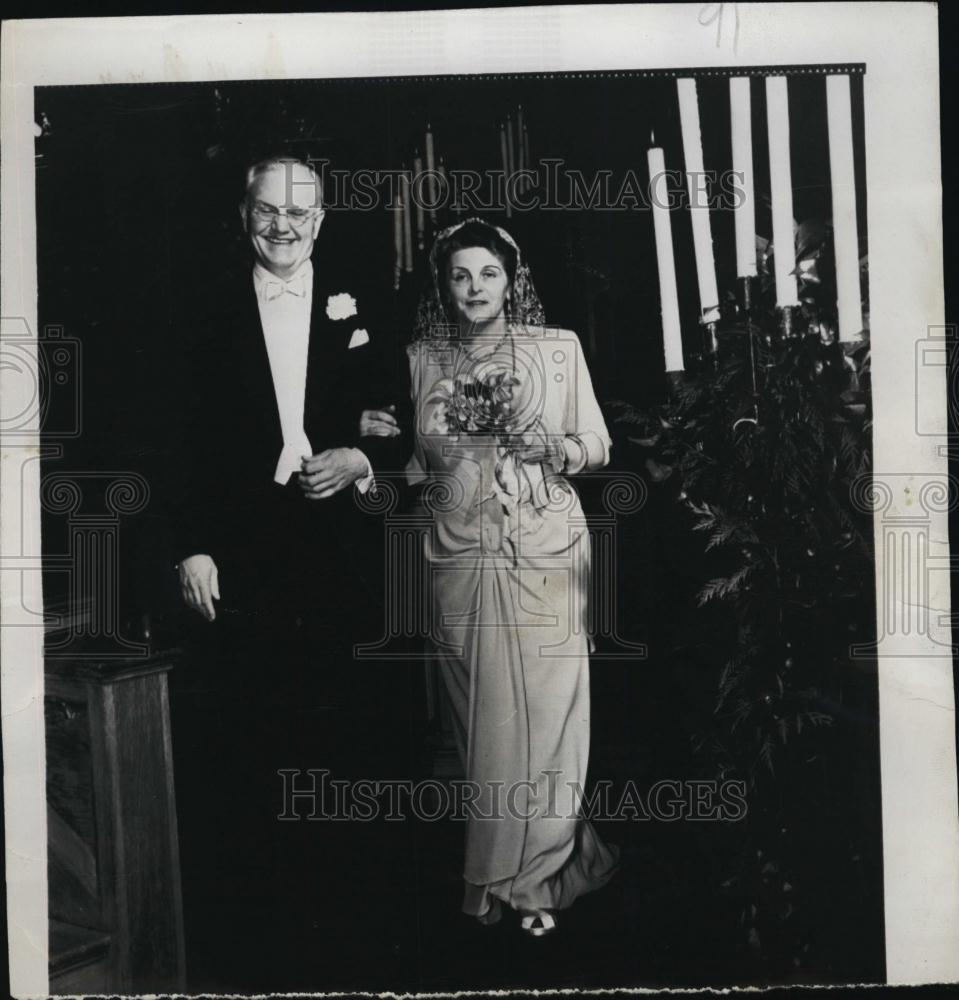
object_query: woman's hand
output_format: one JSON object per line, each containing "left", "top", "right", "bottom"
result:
{"left": 564, "top": 431, "right": 607, "bottom": 472}
{"left": 504, "top": 428, "right": 565, "bottom": 472}
{"left": 359, "top": 406, "right": 400, "bottom": 438}
{"left": 178, "top": 554, "right": 220, "bottom": 621}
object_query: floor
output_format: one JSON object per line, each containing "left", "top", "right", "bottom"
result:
{"left": 169, "top": 638, "right": 885, "bottom": 994}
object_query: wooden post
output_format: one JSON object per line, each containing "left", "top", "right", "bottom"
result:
{"left": 46, "top": 650, "right": 186, "bottom": 993}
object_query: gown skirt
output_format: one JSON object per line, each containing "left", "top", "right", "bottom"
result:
{"left": 407, "top": 328, "right": 621, "bottom": 920}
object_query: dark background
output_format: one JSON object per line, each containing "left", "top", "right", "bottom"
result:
{"left": 33, "top": 70, "right": 884, "bottom": 992}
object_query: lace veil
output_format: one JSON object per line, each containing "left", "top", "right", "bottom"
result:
{"left": 413, "top": 218, "right": 546, "bottom": 341}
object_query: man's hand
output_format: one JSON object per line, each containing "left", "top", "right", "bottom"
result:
{"left": 178, "top": 554, "right": 220, "bottom": 621}
{"left": 298, "top": 447, "right": 369, "bottom": 500}
{"left": 359, "top": 405, "right": 400, "bottom": 438}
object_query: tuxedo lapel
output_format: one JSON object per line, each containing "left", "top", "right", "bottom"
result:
{"left": 304, "top": 267, "right": 352, "bottom": 438}
{"left": 304, "top": 269, "right": 328, "bottom": 433}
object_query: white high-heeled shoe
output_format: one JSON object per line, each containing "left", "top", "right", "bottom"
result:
{"left": 519, "top": 909, "right": 558, "bottom": 937}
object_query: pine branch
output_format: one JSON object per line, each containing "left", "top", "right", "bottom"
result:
{"left": 759, "top": 736, "right": 775, "bottom": 776}
{"left": 697, "top": 564, "right": 754, "bottom": 606}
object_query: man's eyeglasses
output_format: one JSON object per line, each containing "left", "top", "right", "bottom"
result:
{"left": 249, "top": 201, "right": 321, "bottom": 228}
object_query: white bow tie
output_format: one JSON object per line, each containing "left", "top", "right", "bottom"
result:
{"left": 260, "top": 273, "right": 309, "bottom": 302}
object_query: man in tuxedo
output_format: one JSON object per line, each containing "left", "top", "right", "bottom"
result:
{"left": 176, "top": 155, "right": 380, "bottom": 625}
{"left": 169, "top": 155, "right": 409, "bottom": 979}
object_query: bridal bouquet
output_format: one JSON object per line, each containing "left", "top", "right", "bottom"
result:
{"left": 426, "top": 368, "right": 565, "bottom": 513}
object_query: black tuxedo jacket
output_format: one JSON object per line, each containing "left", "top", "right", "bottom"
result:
{"left": 172, "top": 238, "right": 399, "bottom": 612}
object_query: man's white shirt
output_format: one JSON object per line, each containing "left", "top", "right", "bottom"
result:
{"left": 253, "top": 260, "right": 374, "bottom": 491}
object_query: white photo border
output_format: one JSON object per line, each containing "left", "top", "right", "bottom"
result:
{"left": 1, "top": 4, "right": 953, "bottom": 994}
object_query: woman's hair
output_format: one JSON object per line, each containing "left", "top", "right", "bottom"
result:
{"left": 434, "top": 220, "right": 518, "bottom": 318}
{"left": 415, "top": 218, "right": 545, "bottom": 339}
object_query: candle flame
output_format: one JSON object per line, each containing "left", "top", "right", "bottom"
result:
{"left": 650, "top": 129, "right": 656, "bottom": 146}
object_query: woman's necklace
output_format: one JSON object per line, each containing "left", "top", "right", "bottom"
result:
{"left": 458, "top": 322, "right": 516, "bottom": 376}
{"left": 460, "top": 322, "right": 509, "bottom": 354}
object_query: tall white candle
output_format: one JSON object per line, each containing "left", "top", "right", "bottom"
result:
{"left": 506, "top": 114, "right": 516, "bottom": 178}
{"left": 826, "top": 75, "right": 864, "bottom": 342}
{"left": 729, "top": 77, "right": 757, "bottom": 278}
{"left": 437, "top": 156, "right": 448, "bottom": 215}
{"left": 677, "top": 78, "right": 720, "bottom": 323}
{"left": 400, "top": 168, "right": 413, "bottom": 272}
{"left": 765, "top": 76, "right": 799, "bottom": 307}
{"left": 392, "top": 175, "right": 403, "bottom": 289}
{"left": 413, "top": 151, "right": 425, "bottom": 249}
{"left": 648, "top": 137, "right": 684, "bottom": 372}
{"left": 441, "top": 157, "right": 461, "bottom": 216}
{"left": 517, "top": 105, "right": 525, "bottom": 176}
{"left": 499, "top": 125, "right": 512, "bottom": 219}
{"left": 424, "top": 124, "right": 437, "bottom": 224}
{"left": 524, "top": 126, "right": 532, "bottom": 194}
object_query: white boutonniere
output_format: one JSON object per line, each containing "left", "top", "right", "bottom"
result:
{"left": 326, "top": 292, "right": 357, "bottom": 321}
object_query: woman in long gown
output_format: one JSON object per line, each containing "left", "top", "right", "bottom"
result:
{"left": 405, "top": 219, "right": 619, "bottom": 936}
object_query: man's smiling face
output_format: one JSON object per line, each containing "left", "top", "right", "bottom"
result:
{"left": 241, "top": 160, "right": 325, "bottom": 279}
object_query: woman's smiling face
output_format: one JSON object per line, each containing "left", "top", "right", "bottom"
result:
{"left": 445, "top": 247, "right": 510, "bottom": 329}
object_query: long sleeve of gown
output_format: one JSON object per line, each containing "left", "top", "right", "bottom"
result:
{"left": 404, "top": 343, "right": 428, "bottom": 485}
{"left": 563, "top": 331, "right": 612, "bottom": 467}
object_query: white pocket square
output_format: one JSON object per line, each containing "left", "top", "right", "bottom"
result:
{"left": 349, "top": 328, "right": 370, "bottom": 349}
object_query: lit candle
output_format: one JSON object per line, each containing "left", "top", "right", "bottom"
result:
{"left": 499, "top": 125, "right": 512, "bottom": 219}
{"left": 648, "top": 132, "right": 684, "bottom": 372}
{"left": 677, "top": 78, "right": 720, "bottom": 323}
{"left": 517, "top": 105, "right": 525, "bottom": 179}
{"left": 506, "top": 114, "right": 516, "bottom": 178}
{"left": 523, "top": 125, "right": 531, "bottom": 193}
{"left": 438, "top": 156, "right": 449, "bottom": 216}
{"left": 392, "top": 174, "right": 403, "bottom": 289}
{"left": 729, "top": 77, "right": 757, "bottom": 278}
{"left": 826, "top": 75, "right": 864, "bottom": 342}
{"left": 400, "top": 167, "right": 413, "bottom": 272}
{"left": 765, "top": 76, "right": 799, "bottom": 307}
{"left": 425, "top": 124, "right": 437, "bottom": 224}
{"left": 443, "top": 157, "right": 462, "bottom": 216}
{"left": 413, "top": 150, "right": 425, "bottom": 250}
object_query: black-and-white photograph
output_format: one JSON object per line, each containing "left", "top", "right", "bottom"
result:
{"left": 1, "top": 6, "right": 954, "bottom": 997}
